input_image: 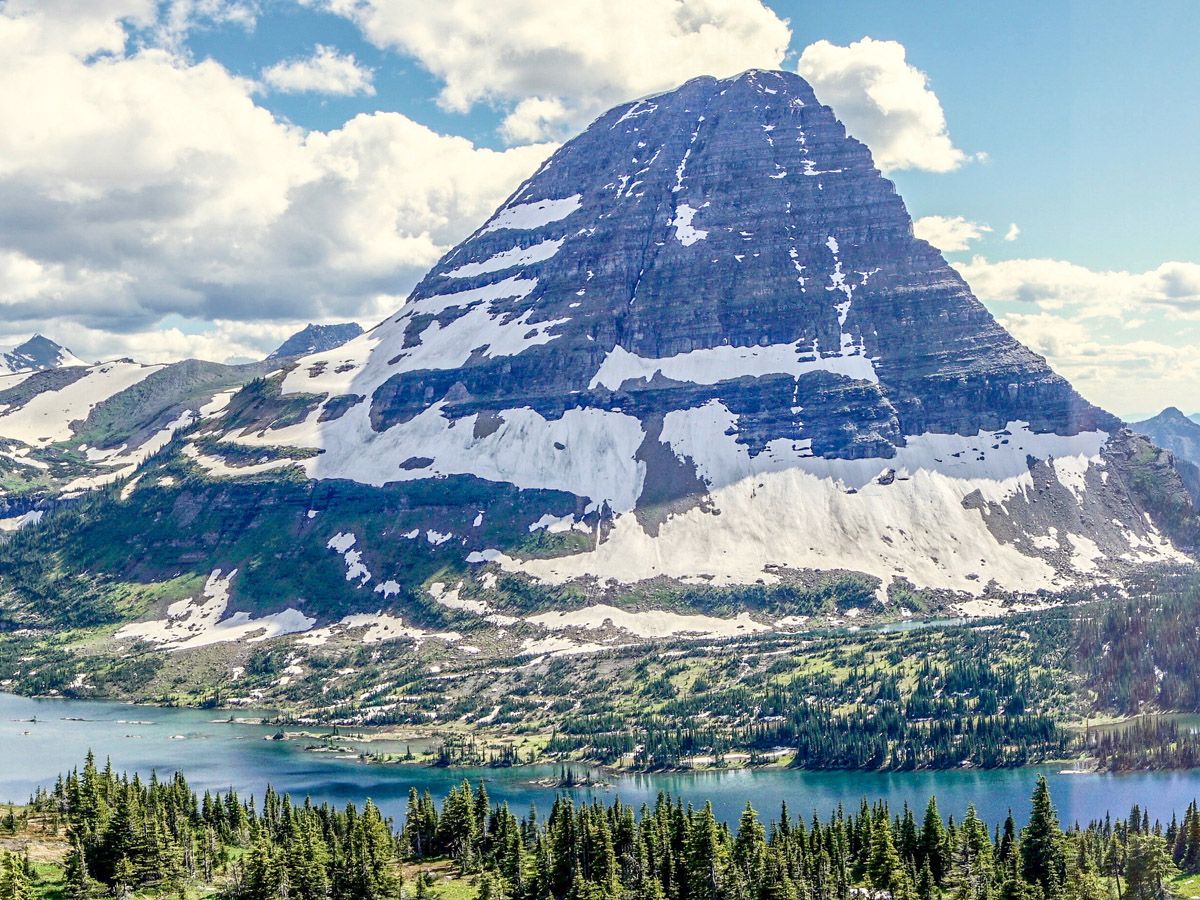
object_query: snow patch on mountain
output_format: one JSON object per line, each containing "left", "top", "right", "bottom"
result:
{"left": 299, "top": 612, "right": 462, "bottom": 647}
{"left": 0, "top": 361, "right": 164, "bottom": 445}
{"left": 327, "top": 531, "right": 371, "bottom": 585}
{"left": 65, "top": 408, "right": 199, "bottom": 494}
{"left": 482, "top": 195, "right": 581, "bottom": 233}
{"left": 445, "top": 238, "right": 564, "bottom": 278}
{"left": 670, "top": 203, "right": 708, "bottom": 246}
{"left": 0, "top": 510, "right": 43, "bottom": 531}
{"left": 277, "top": 276, "right": 555, "bottom": 402}
{"left": 511, "top": 415, "right": 1125, "bottom": 595}
{"left": 589, "top": 340, "right": 877, "bottom": 390}
{"left": 116, "top": 569, "right": 314, "bottom": 651}
{"left": 230, "top": 401, "right": 649, "bottom": 511}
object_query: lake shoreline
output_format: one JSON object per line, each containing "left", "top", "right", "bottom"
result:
{"left": 5, "top": 692, "right": 1200, "bottom": 831}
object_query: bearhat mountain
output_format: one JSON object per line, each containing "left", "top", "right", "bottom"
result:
{"left": 179, "top": 68, "right": 1189, "bottom": 604}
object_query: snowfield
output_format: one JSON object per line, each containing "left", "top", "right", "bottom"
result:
{"left": 0, "top": 361, "right": 163, "bottom": 446}
{"left": 116, "top": 569, "right": 315, "bottom": 651}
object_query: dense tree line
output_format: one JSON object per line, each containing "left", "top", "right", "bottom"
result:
{"left": 398, "top": 775, "right": 1184, "bottom": 900}
{"left": 1085, "top": 716, "right": 1200, "bottom": 771}
{"left": 1075, "top": 581, "right": 1200, "bottom": 715}
{"left": 16, "top": 754, "right": 1195, "bottom": 899}
{"left": 546, "top": 655, "right": 1068, "bottom": 771}
{"left": 30, "top": 752, "right": 399, "bottom": 899}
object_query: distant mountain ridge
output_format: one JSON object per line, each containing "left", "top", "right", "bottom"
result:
{"left": 1135, "top": 407, "right": 1200, "bottom": 465}
{"left": 1134, "top": 407, "right": 1200, "bottom": 503}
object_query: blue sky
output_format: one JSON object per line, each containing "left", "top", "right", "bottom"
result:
{"left": 189, "top": 0, "right": 1200, "bottom": 272}
{"left": 0, "top": 0, "right": 1196, "bottom": 416}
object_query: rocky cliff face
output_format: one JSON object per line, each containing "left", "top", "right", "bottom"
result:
{"left": 186, "top": 68, "right": 1189, "bottom": 601}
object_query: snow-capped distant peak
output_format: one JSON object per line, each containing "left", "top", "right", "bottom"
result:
{"left": 0, "top": 334, "right": 87, "bottom": 374}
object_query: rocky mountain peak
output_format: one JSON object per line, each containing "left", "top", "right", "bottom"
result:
{"left": 268, "top": 323, "right": 364, "bottom": 360}
{"left": 201, "top": 68, "right": 1188, "bottom": 598}
{"left": 1, "top": 334, "right": 86, "bottom": 374}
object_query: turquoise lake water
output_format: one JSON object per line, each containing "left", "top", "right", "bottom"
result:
{"left": 3, "top": 692, "right": 1197, "bottom": 828}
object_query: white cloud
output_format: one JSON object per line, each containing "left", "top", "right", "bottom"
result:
{"left": 155, "top": 0, "right": 258, "bottom": 51}
{"left": 912, "top": 215, "right": 991, "bottom": 252}
{"left": 955, "top": 256, "right": 1200, "bottom": 319}
{"left": 1000, "top": 311, "right": 1200, "bottom": 417}
{"left": 957, "top": 255, "right": 1200, "bottom": 415}
{"left": 0, "top": 4, "right": 552, "bottom": 362}
{"left": 263, "top": 45, "right": 375, "bottom": 96}
{"left": 311, "top": 0, "right": 790, "bottom": 140}
{"left": 501, "top": 97, "right": 570, "bottom": 144}
{"left": 797, "top": 37, "right": 969, "bottom": 173}
{"left": 1004, "top": 222, "right": 1020, "bottom": 242}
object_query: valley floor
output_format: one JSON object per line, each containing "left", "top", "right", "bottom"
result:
{"left": 7, "top": 572, "right": 1200, "bottom": 775}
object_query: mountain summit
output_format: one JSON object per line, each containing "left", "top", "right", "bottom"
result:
{"left": 0, "top": 334, "right": 85, "bottom": 374}
{"left": 205, "top": 69, "right": 1186, "bottom": 599}
{"left": 267, "top": 323, "right": 364, "bottom": 360}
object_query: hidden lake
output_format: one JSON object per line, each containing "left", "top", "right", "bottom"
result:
{"left": 2, "top": 691, "right": 1198, "bottom": 828}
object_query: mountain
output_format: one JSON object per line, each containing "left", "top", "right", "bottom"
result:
{"left": 0, "top": 356, "right": 278, "bottom": 516}
{"left": 1, "top": 70, "right": 1196, "bottom": 690}
{"left": 1134, "top": 407, "right": 1200, "bottom": 503}
{"left": 1135, "top": 407, "right": 1200, "bottom": 467}
{"left": 194, "top": 69, "right": 1188, "bottom": 596}
{"left": 0, "top": 335, "right": 86, "bottom": 374}
{"left": 267, "top": 323, "right": 364, "bottom": 360}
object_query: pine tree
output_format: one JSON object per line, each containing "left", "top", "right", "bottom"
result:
{"left": 733, "top": 802, "right": 767, "bottom": 886}
{"left": 0, "top": 850, "right": 33, "bottom": 900}
{"left": 1124, "top": 832, "right": 1177, "bottom": 900}
{"left": 868, "top": 808, "right": 908, "bottom": 897}
{"left": 63, "top": 833, "right": 93, "bottom": 900}
{"left": 1020, "top": 776, "right": 1064, "bottom": 895}
{"left": 686, "top": 803, "right": 728, "bottom": 900}
{"left": 919, "top": 797, "right": 948, "bottom": 885}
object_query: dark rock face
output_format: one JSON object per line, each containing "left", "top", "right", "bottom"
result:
{"left": 1, "top": 335, "right": 80, "bottom": 373}
{"left": 209, "top": 68, "right": 1193, "bottom": 597}
{"left": 371, "top": 69, "right": 1114, "bottom": 455}
{"left": 268, "top": 323, "right": 364, "bottom": 360}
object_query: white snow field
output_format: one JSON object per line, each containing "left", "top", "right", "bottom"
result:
{"left": 116, "top": 569, "right": 315, "bottom": 651}
{"left": 0, "top": 360, "right": 163, "bottom": 446}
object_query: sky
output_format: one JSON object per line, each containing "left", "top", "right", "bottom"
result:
{"left": 0, "top": 0, "right": 1196, "bottom": 418}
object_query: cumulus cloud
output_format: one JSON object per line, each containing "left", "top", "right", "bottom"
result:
{"left": 1000, "top": 311, "right": 1200, "bottom": 416}
{"left": 501, "top": 97, "right": 571, "bottom": 144}
{"left": 798, "top": 37, "right": 969, "bottom": 173}
{"left": 310, "top": 0, "right": 790, "bottom": 140}
{"left": 1004, "top": 223, "right": 1020, "bottom": 242}
{"left": 0, "top": 3, "right": 552, "bottom": 361}
{"left": 263, "top": 45, "right": 375, "bottom": 96}
{"left": 958, "top": 255, "right": 1200, "bottom": 415}
{"left": 912, "top": 216, "right": 991, "bottom": 252}
{"left": 955, "top": 256, "right": 1200, "bottom": 319}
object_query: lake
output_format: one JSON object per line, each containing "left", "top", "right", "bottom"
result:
{"left": 3, "top": 692, "right": 1198, "bottom": 829}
